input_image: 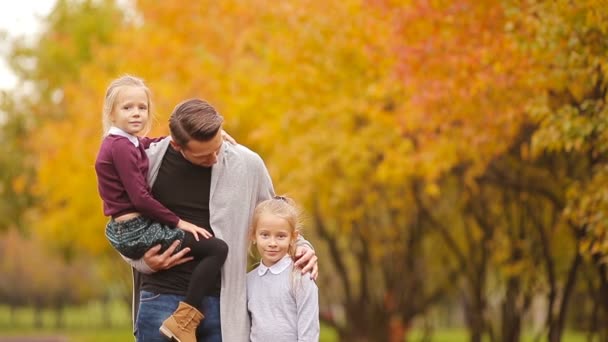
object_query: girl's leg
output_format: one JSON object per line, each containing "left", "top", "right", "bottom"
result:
{"left": 180, "top": 235, "right": 229, "bottom": 309}
{"left": 159, "top": 235, "right": 227, "bottom": 341}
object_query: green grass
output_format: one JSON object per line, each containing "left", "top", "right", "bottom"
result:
{"left": 0, "top": 302, "right": 131, "bottom": 330}
{"left": 0, "top": 302, "right": 339, "bottom": 342}
{"left": 408, "top": 328, "right": 589, "bottom": 342}
{"left": 0, "top": 326, "right": 337, "bottom": 342}
{"left": 0, "top": 327, "right": 592, "bottom": 342}
{"left": 0, "top": 304, "right": 591, "bottom": 342}
{"left": 0, "top": 328, "right": 133, "bottom": 342}
{"left": 0, "top": 302, "right": 132, "bottom": 341}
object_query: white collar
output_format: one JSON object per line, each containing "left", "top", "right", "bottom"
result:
{"left": 257, "top": 255, "right": 293, "bottom": 276}
{"left": 108, "top": 126, "right": 139, "bottom": 147}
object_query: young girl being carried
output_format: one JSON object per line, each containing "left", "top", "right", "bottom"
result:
{"left": 247, "top": 196, "right": 320, "bottom": 342}
{"left": 94, "top": 75, "right": 228, "bottom": 342}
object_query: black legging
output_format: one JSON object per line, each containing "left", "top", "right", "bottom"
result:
{"left": 180, "top": 234, "right": 228, "bottom": 311}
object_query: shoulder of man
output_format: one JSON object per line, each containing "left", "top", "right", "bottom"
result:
{"left": 223, "top": 142, "right": 266, "bottom": 165}
{"left": 145, "top": 136, "right": 171, "bottom": 160}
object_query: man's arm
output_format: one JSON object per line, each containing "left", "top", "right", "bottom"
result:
{"left": 122, "top": 241, "right": 194, "bottom": 273}
{"left": 121, "top": 254, "right": 154, "bottom": 274}
{"left": 295, "top": 238, "right": 318, "bottom": 280}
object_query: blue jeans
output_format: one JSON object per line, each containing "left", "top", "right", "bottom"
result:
{"left": 136, "top": 291, "right": 221, "bottom": 342}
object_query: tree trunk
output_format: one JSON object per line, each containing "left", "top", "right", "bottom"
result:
{"left": 597, "top": 263, "right": 608, "bottom": 318}
{"left": 340, "top": 328, "right": 387, "bottom": 342}
{"left": 9, "top": 304, "right": 17, "bottom": 327}
{"left": 54, "top": 304, "right": 64, "bottom": 329}
{"left": 596, "top": 263, "right": 608, "bottom": 342}
{"left": 33, "top": 302, "right": 44, "bottom": 329}
{"left": 470, "top": 327, "right": 482, "bottom": 342}
{"left": 389, "top": 316, "right": 408, "bottom": 342}
{"left": 102, "top": 296, "right": 112, "bottom": 328}
{"left": 548, "top": 323, "right": 562, "bottom": 342}
{"left": 464, "top": 287, "right": 485, "bottom": 342}
{"left": 501, "top": 278, "right": 522, "bottom": 342}
{"left": 587, "top": 295, "right": 599, "bottom": 342}
{"left": 337, "top": 312, "right": 390, "bottom": 342}
{"left": 548, "top": 250, "right": 582, "bottom": 342}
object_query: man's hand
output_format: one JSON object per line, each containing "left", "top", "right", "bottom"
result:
{"left": 294, "top": 246, "right": 318, "bottom": 280}
{"left": 221, "top": 130, "right": 237, "bottom": 145}
{"left": 143, "top": 241, "right": 193, "bottom": 272}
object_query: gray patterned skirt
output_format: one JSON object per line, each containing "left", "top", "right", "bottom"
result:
{"left": 105, "top": 216, "right": 185, "bottom": 259}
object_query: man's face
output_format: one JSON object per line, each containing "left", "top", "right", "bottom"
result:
{"left": 171, "top": 130, "right": 223, "bottom": 167}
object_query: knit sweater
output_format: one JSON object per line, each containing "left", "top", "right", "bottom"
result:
{"left": 127, "top": 137, "right": 312, "bottom": 342}
{"left": 95, "top": 128, "right": 178, "bottom": 226}
{"left": 247, "top": 256, "right": 320, "bottom": 342}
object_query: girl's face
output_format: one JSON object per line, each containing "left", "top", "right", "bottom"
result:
{"left": 110, "top": 86, "right": 149, "bottom": 135}
{"left": 253, "top": 213, "right": 297, "bottom": 267}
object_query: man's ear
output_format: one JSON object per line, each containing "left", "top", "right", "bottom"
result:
{"left": 169, "top": 140, "right": 182, "bottom": 151}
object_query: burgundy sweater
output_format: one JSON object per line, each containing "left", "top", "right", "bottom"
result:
{"left": 95, "top": 134, "right": 180, "bottom": 227}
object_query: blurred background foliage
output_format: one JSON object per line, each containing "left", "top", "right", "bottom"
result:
{"left": 0, "top": 0, "right": 607, "bottom": 341}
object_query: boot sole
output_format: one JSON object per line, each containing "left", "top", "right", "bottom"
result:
{"left": 159, "top": 325, "right": 181, "bottom": 342}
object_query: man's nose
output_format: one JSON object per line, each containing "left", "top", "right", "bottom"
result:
{"left": 208, "top": 153, "right": 218, "bottom": 165}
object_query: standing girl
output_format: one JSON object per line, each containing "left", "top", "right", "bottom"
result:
{"left": 94, "top": 75, "right": 228, "bottom": 342}
{"left": 247, "top": 196, "right": 320, "bottom": 342}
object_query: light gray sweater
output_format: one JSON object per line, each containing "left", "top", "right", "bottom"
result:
{"left": 127, "top": 137, "right": 312, "bottom": 342}
{"left": 247, "top": 257, "right": 320, "bottom": 342}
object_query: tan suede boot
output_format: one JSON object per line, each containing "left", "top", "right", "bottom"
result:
{"left": 159, "top": 301, "right": 204, "bottom": 342}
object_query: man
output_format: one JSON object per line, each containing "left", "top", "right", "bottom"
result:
{"left": 125, "top": 98, "right": 318, "bottom": 342}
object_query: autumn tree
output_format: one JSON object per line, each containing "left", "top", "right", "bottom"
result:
{"left": 0, "top": 0, "right": 133, "bottom": 308}
{"left": 0, "top": 229, "right": 104, "bottom": 329}
{"left": 512, "top": 0, "right": 608, "bottom": 340}
{"left": 18, "top": 0, "right": 608, "bottom": 340}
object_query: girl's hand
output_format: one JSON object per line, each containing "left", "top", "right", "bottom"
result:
{"left": 177, "top": 220, "right": 213, "bottom": 241}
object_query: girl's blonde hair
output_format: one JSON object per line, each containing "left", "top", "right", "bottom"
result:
{"left": 101, "top": 75, "right": 154, "bottom": 136}
{"left": 250, "top": 196, "right": 307, "bottom": 296}
{"left": 249, "top": 195, "right": 302, "bottom": 259}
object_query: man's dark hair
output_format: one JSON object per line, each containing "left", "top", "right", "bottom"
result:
{"left": 169, "top": 99, "right": 224, "bottom": 146}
